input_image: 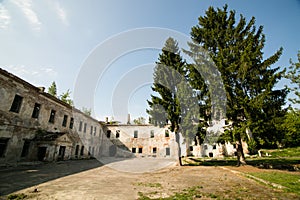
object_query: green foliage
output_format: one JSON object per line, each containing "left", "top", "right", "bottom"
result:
{"left": 48, "top": 81, "right": 57, "bottom": 97}
{"left": 133, "top": 117, "right": 146, "bottom": 125}
{"left": 190, "top": 4, "right": 287, "bottom": 149}
{"left": 147, "top": 37, "right": 185, "bottom": 133}
{"left": 138, "top": 186, "right": 213, "bottom": 200}
{"left": 48, "top": 81, "right": 74, "bottom": 106}
{"left": 247, "top": 172, "right": 300, "bottom": 195}
{"left": 135, "top": 182, "right": 162, "bottom": 188}
{"left": 263, "top": 146, "right": 300, "bottom": 157}
{"left": 60, "top": 89, "right": 73, "bottom": 106}
{"left": 247, "top": 139, "right": 258, "bottom": 155}
{"left": 81, "top": 107, "right": 91, "bottom": 116}
{"left": 280, "top": 109, "right": 300, "bottom": 147}
{"left": 285, "top": 51, "right": 300, "bottom": 105}
{"left": 7, "top": 193, "right": 27, "bottom": 200}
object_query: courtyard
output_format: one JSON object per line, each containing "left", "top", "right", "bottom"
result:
{"left": 0, "top": 158, "right": 299, "bottom": 200}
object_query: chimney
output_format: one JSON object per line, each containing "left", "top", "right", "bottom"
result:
{"left": 127, "top": 114, "right": 131, "bottom": 124}
{"left": 38, "top": 87, "right": 45, "bottom": 92}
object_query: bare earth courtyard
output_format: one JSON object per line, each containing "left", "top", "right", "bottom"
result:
{"left": 0, "top": 158, "right": 299, "bottom": 200}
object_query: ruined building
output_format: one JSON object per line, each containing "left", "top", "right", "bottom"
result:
{"left": 0, "top": 68, "right": 178, "bottom": 165}
{"left": 0, "top": 68, "right": 245, "bottom": 166}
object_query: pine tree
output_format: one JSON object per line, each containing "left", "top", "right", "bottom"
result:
{"left": 48, "top": 81, "right": 57, "bottom": 97}
{"left": 60, "top": 89, "right": 73, "bottom": 106}
{"left": 190, "top": 5, "right": 287, "bottom": 165}
{"left": 285, "top": 51, "right": 300, "bottom": 105}
{"left": 147, "top": 37, "right": 188, "bottom": 165}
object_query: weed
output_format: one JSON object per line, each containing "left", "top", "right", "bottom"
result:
{"left": 7, "top": 193, "right": 27, "bottom": 200}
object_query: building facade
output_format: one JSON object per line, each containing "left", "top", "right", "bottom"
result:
{"left": 103, "top": 124, "right": 178, "bottom": 159}
{"left": 0, "top": 68, "right": 103, "bottom": 165}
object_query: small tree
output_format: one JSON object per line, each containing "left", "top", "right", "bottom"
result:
{"left": 133, "top": 117, "right": 146, "bottom": 125}
{"left": 81, "top": 107, "right": 91, "bottom": 116}
{"left": 60, "top": 89, "right": 73, "bottom": 106}
{"left": 48, "top": 81, "right": 57, "bottom": 97}
{"left": 285, "top": 51, "right": 300, "bottom": 106}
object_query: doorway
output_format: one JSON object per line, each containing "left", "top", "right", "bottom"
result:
{"left": 37, "top": 146, "right": 47, "bottom": 161}
{"left": 58, "top": 146, "right": 66, "bottom": 161}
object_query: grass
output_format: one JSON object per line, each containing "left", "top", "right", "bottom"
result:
{"left": 185, "top": 152, "right": 300, "bottom": 171}
{"left": 137, "top": 186, "right": 221, "bottom": 200}
{"left": 247, "top": 171, "right": 300, "bottom": 195}
{"left": 262, "top": 147, "right": 300, "bottom": 157}
{"left": 135, "top": 182, "right": 162, "bottom": 188}
{"left": 7, "top": 193, "right": 27, "bottom": 200}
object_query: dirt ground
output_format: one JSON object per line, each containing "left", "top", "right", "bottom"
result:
{"left": 0, "top": 158, "right": 299, "bottom": 200}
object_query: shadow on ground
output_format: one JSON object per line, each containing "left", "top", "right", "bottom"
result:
{"left": 0, "top": 159, "right": 103, "bottom": 196}
{"left": 185, "top": 157, "right": 300, "bottom": 171}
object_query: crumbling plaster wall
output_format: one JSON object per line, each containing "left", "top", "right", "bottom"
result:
{"left": 106, "top": 125, "right": 178, "bottom": 158}
{"left": 0, "top": 70, "right": 105, "bottom": 164}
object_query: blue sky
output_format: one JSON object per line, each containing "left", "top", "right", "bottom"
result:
{"left": 0, "top": 0, "right": 299, "bottom": 123}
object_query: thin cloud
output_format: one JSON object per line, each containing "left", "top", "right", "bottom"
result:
{"left": 7, "top": 65, "right": 58, "bottom": 80}
{"left": 12, "top": 0, "right": 41, "bottom": 31}
{"left": 55, "top": 2, "right": 68, "bottom": 26}
{"left": 0, "top": 4, "right": 11, "bottom": 30}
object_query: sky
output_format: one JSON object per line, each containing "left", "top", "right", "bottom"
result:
{"left": 0, "top": 0, "right": 299, "bottom": 123}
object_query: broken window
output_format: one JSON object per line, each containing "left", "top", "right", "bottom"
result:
{"left": 79, "top": 121, "right": 83, "bottom": 131}
{"left": 10, "top": 94, "right": 23, "bottom": 113}
{"left": 165, "top": 130, "right": 169, "bottom": 137}
{"left": 83, "top": 123, "right": 87, "bottom": 133}
{"left": 116, "top": 130, "right": 120, "bottom": 138}
{"left": 48, "top": 109, "right": 56, "bottom": 123}
{"left": 106, "top": 130, "right": 111, "bottom": 138}
{"left": 213, "top": 145, "right": 216, "bottom": 150}
{"left": 132, "top": 148, "right": 136, "bottom": 153}
{"left": 62, "top": 115, "right": 68, "bottom": 127}
{"left": 190, "top": 146, "right": 193, "bottom": 151}
{"left": 0, "top": 138, "right": 9, "bottom": 157}
{"left": 134, "top": 130, "right": 138, "bottom": 138}
{"left": 233, "top": 144, "right": 236, "bottom": 149}
{"left": 90, "top": 126, "right": 93, "bottom": 135}
{"left": 94, "top": 127, "right": 97, "bottom": 136}
{"left": 150, "top": 130, "right": 154, "bottom": 138}
{"left": 31, "top": 103, "right": 41, "bottom": 118}
{"left": 138, "top": 147, "right": 143, "bottom": 153}
{"left": 80, "top": 146, "right": 84, "bottom": 156}
{"left": 88, "top": 146, "right": 91, "bottom": 156}
{"left": 153, "top": 147, "right": 157, "bottom": 154}
{"left": 21, "top": 140, "right": 30, "bottom": 157}
{"left": 166, "top": 147, "right": 170, "bottom": 156}
{"left": 204, "top": 145, "right": 208, "bottom": 150}
{"left": 69, "top": 117, "right": 74, "bottom": 129}
{"left": 75, "top": 145, "right": 79, "bottom": 156}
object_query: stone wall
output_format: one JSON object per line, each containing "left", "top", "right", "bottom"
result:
{"left": 0, "top": 68, "right": 104, "bottom": 165}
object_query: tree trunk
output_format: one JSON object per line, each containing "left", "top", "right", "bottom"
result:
{"left": 175, "top": 132, "right": 183, "bottom": 166}
{"left": 236, "top": 139, "right": 246, "bottom": 166}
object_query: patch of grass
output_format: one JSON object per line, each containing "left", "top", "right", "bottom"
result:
{"left": 247, "top": 171, "right": 300, "bottom": 195}
{"left": 137, "top": 186, "right": 219, "bottom": 200}
{"left": 7, "top": 193, "right": 27, "bottom": 200}
{"left": 186, "top": 156, "right": 299, "bottom": 171}
{"left": 135, "top": 182, "right": 162, "bottom": 188}
{"left": 262, "top": 147, "right": 300, "bottom": 157}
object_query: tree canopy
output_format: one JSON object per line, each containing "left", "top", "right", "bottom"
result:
{"left": 148, "top": 4, "right": 289, "bottom": 165}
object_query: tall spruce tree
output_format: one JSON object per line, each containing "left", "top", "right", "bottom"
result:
{"left": 147, "top": 37, "right": 187, "bottom": 165}
{"left": 190, "top": 5, "right": 287, "bottom": 165}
